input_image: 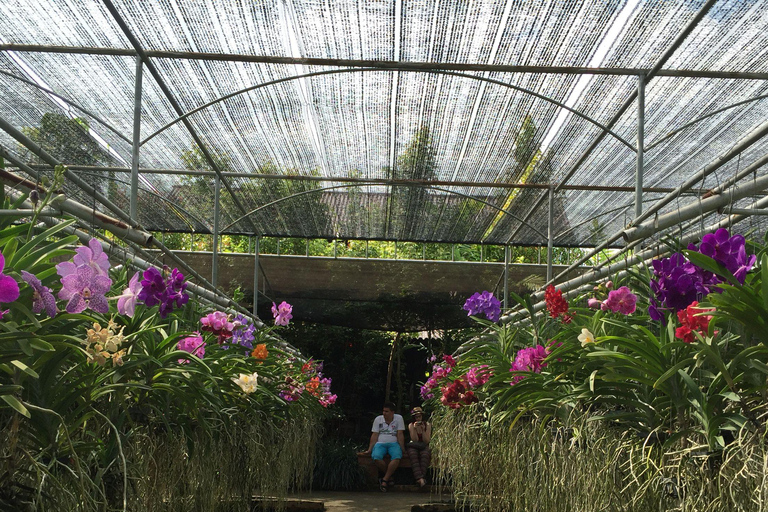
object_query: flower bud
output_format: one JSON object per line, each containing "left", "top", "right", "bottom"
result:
{"left": 29, "top": 189, "right": 40, "bottom": 205}
{"left": 587, "top": 298, "right": 601, "bottom": 309}
{"left": 605, "top": 280, "right": 614, "bottom": 289}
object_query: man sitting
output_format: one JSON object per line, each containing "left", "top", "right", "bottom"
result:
{"left": 361, "top": 402, "right": 405, "bottom": 492}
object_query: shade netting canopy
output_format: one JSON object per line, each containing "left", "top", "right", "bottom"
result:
{"left": 1, "top": 0, "right": 768, "bottom": 249}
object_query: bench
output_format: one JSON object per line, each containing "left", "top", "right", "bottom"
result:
{"left": 356, "top": 450, "right": 442, "bottom": 490}
{"left": 356, "top": 452, "right": 413, "bottom": 486}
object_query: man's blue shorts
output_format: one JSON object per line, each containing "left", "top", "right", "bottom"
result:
{"left": 372, "top": 442, "right": 402, "bottom": 460}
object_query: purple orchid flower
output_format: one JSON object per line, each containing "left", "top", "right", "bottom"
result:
{"left": 271, "top": 301, "right": 293, "bottom": 326}
{"left": 59, "top": 265, "right": 111, "bottom": 314}
{"left": 116, "top": 271, "right": 142, "bottom": 317}
{"left": 21, "top": 271, "right": 56, "bottom": 318}
{"left": 0, "top": 251, "right": 20, "bottom": 305}
{"left": 463, "top": 291, "right": 501, "bottom": 322}
{"left": 57, "top": 238, "right": 111, "bottom": 282}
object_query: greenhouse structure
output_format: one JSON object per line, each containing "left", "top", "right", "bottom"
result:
{"left": 1, "top": 0, "right": 768, "bottom": 511}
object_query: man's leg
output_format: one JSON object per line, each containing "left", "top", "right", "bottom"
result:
{"left": 382, "top": 457, "right": 400, "bottom": 483}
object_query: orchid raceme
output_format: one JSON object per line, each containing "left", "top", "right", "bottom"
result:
{"left": 675, "top": 301, "right": 714, "bottom": 344}
{"left": 509, "top": 345, "right": 549, "bottom": 385}
{"left": 252, "top": 343, "right": 268, "bottom": 361}
{"left": 602, "top": 286, "right": 637, "bottom": 315}
{"left": 233, "top": 372, "right": 258, "bottom": 394}
{"left": 272, "top": 301, "right": 293, "bottom": 326}
{"left": 116, "top": 271, "right": 141, "bottom": 317}
{"left": 138, "top": 266, "right": 189, "bottom": 318}
{"left": 0, "top": 251, "right": 19, "bottom": 305}
{"left": 578, "top": 328, "right": 595, "bottom": 347}
{"left": 200, "top": 311, "right": 235, "bottom": 344}
{"left": 177, "top": 333, "right": 206, "bottom": 364}
{"left": 463, "top": 291, "right": 501, "bottom": 322}
{"left": 21, "top": 271, "right": 56, "bottom": 318}
{"left": 83, "top": 320, "right": 126, "bottom": 366}
{"left": 58, "top": 264, "right": 111, "bottom": 314}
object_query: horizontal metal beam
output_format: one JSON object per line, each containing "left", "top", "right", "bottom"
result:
{"left": 4, "top": 44, "right": 768, "bottom": 80}
{"left": 23, "top": 163, "right": 678, "bottom": 193}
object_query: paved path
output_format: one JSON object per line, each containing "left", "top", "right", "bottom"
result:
{"left": 288, "top": 490, "right": 454, "bottom": 512}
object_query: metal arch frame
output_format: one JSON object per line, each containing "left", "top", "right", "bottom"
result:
{"left": 553, "top": 195, "right": 667, "bottom": 244}
{"left": 645, "top": 91, "right": 768, "bottom": 151}
{"left": 69, "top": 170, "right": 212, "bottom": 232}
{"left": 100, "top": 0, "right": 258, "bottom": 235}
{"left": 220, "top": 182, "right": 548, "bottom": 239}
{"left": 0, "top": 69, "right": 133, "bottom": 145}
{"left": 140, "top": 68, "right": 636, "bottom": 151}
{"left": 503, "top": 0, "right": 719, "bottom": 249}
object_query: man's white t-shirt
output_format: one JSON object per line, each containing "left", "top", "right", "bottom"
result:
{"left": 372, "top": 414, "right": 405, "bottom": 444}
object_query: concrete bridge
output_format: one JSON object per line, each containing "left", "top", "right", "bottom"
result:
{"left": 150, "top": 251, "right": 589, "bottom": 331}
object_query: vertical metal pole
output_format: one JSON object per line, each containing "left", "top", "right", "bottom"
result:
{"left": 333, "top": 239, "right": 337, "bottom": 258}
{"left": 547, "top": 186, "right": 555, "bottom": 283}
{"left": 422, "top": 243, "right": 426, "bottom": 260}
{"left": 212, "top": 175, "right": 220, "bottom": 289}
{"left": 451, "top": 244, "right": 455, "bottom": 261}
{"left": 394, "top": 241, "right": 397, "bottom": 259}
{"left": 480, "top": 244, "right": 484, "bottom": 262}
{"left": 306, "top": 238, "right": 310, "bottom": 257}
{"left": 365, "top": 240, "right": 369, "bottom": 258}
{"left": 276, "top": 238, "right": 280, "bottom": 256}
{"left": 130, "top": 56, "right": 142, "bottom": 221}
{"left": 537, "top": 245, "right": 541, "bottom": 265}
{"left": 253, "top": 236, "right": 260, "bottom": 316}
{"left": 504, "top": 245, "right": 510, "bottom": 309}
{"left": 635, "top": 74, "right": 645, "bottom": 219}
{"left": 248, "top": 236, "right": 252, "bottom": 254}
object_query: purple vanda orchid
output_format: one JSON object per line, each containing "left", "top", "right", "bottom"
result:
{"left": 271, "top": 301, "right": 293, "bottom": 326}
{"left": 0, "top": 251, "right": 20, "bottom": 305}
{"left": 21, "top": 271, "right": 56, "bottom": 318}
{"left": 59, "top": 265, "right": 111, "bottom": 314}
{"left": 116, "top": 271, "right": 141, "bottom": 317}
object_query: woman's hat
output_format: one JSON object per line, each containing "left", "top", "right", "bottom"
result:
{"left": 411, "top": 407, "right": 424, "bottom": 415}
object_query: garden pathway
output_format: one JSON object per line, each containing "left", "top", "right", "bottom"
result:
{"left": 288, "top": 489, "right": 455, "bottom": 512}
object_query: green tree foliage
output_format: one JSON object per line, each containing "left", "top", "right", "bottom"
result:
{"left": 23, "top": 113, "right": 114, "bottom": 167}
{"left": 389, "top": 126, "right": 438, "bottom": 238}
{"left": 23, "top": 112, "right": 120, "bottom": 202}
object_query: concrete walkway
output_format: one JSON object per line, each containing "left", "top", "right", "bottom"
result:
{"left": 287, "top": 490, "right": 455, "bottom": 512}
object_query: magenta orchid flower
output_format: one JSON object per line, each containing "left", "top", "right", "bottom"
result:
{"left": 116, "top": 271, "right": 141, "bottom": 317}
{"left": 58, "top": 265, "right": 111, "bottom": 314}
{"left": 0, "top": 251, "right": 19, "bottom": 305}
{"left": 21, "top": 271, "right": 56, "bottom": 318}
{"left": 601, "top": 286, "right": 637, "bottom": 315}
{"left": 177, "top": 333, "right": 206, "bottom": 364}
{"left": 271, "top": 301, "right": 293, "bottom": 326}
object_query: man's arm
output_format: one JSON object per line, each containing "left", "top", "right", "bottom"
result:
{"left": 362, "top": 431, "right": 378, "bottom": 454}
{"left": 397, "top": 429, "right": 405, "bottom": 453}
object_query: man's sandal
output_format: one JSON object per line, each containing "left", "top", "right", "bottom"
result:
{"left": 379, "top": 478, "right": 388, "bottom": 492}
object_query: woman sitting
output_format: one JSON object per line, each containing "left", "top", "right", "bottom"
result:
{"left": 406, "top": 407, "right": 431, "bottom": 487}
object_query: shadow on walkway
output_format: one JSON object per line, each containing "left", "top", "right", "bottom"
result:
{"left": 287, "top": 490, "right": 455, "bottom": 512}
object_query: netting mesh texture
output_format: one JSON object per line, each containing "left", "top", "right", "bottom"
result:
{"left": 0, "top": 0, "right": 767, "bottom": 247}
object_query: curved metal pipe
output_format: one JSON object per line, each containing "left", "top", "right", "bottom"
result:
{"left": 71, "top": 170, "right": 211, "bottom": 232}
{"left": 220, "top": 181, "right": 547, "bottom": 238}
{"left": 140, "top": 68, "right": 636, "bottom": 151}
{"left": 645, "top": 91, "right": 768, "bottom": 152}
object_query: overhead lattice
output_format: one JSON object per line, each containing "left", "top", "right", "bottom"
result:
{"left": 1, "top": 0, "right": 768, "bottom": 248}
